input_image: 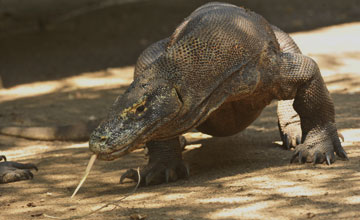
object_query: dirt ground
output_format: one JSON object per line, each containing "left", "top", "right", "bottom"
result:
{"left": 1, "top": 1, "right": 360, "bottom": 220}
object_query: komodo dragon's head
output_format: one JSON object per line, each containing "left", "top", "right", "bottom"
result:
{"left": 89, "top": 77, "right": 183, "bottom": 160}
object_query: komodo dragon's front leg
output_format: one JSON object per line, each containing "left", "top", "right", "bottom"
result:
{"left": 0, "top": 155, "right": 38, "bottom": 183}
{"left": 272, "top": 25, "right": 302, "bottom": 149}
{"left": 120, "top": 137, "right": 189, "bottom": 185}
{"left": 277, "top": 53, "right": 348, "bottom": 164}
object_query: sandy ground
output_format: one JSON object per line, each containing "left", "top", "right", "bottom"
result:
{"left": 1, "top": 11, "right": 360, "bottom": 220}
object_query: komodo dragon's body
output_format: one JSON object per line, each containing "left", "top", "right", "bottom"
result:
{"left": 88, "top": 2, "right": 348, "bottom": 185}
{"left": 1, "top": 2, "right": 348, "bottom": 184}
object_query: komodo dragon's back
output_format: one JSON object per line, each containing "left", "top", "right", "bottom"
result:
{"left": 134, "top": 2, "right": 282, "bottom": 137}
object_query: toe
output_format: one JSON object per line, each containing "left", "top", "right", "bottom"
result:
{"left": 120, "top": 169, "right": 139, "bottom": 184}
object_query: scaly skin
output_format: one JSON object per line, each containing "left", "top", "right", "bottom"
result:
{"left": 89, "top": 2, "right": 348, "bottom": 185}
{"left": 271, "top": 25, "right": 303, "bottom": 149}
{"left": 0, "top": 120, "right": 99, "bottom": 183}
{"left": 0, "top": 155, "right": 38, "bottom": 184}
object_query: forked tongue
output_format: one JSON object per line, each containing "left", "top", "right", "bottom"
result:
{"left": 71, "top": 154, "right": 97, "bottom": 199}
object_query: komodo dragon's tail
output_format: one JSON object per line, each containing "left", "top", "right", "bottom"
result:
{"left": 0, "top": 119, "right": 101, "bottom": 141}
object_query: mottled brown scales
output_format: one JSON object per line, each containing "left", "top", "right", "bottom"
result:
{"left": 87, "top": 2, "right": 347, "bottom": 185}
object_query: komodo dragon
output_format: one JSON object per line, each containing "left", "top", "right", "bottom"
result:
{"left": 88, "top": 2, "right": 348, "bottom": 185}
{"left": 2, "top": 2, "right": 348, "bottom": 184}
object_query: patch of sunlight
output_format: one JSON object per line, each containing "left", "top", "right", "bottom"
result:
{"left": 160, "top": 192, "right": 196, "bottom": 201}
{"left": 199, "top": 196, "right": 255, "bottom": 204}
{"left": 344, "top": 196, "right": 360, "bottom": 205}
{"left": 68, "top": 67, "right": 133, "bottom": 88}
{"left": 208, "top": 201, "right": 270, "bottom": 219}
{"left": 291, "top": 22, "right": 360, "bottom": 55}
{"left": 309, "top": 172, "right": 346, "bottom": 183}
{"left": 353, "top": 172, "right": 360, "bottom": 177}
{"left": 167, "top": 209, "right": 191, "bottom": 216}
{"left": 2, "top": 145, "right": 50, "bottom": 159}
{"left": 0, "top": 82, "right": 62, "bottom": 101}
{"left": 291, "top": 22, "right": 360, "bottom": 77}
{"left": 277, "top": 185, "right": 325, "bottom": 197}
{"left": 0, "top": 66, "right": 134, "bottom": 102}
{"left": 339, "top": 128, "right": 360, "bottom": 142}
{"left": 325, "top": 73, "right": 360, "bottom": 93}
{"left": 313, "top": 54, "right": 360, "bottom": 77}
{"left": 246, "top": 175, "right": 272, "bottom": 183}
{"left": 255, "top": 179, "right": 297, "bottom": 190}
{"left": 117, "top": 192, "right": 159, "bottom": 201}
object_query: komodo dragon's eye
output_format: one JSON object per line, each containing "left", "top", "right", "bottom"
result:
{"left": 136, "top": 105, "right": 145, "bottom": 113}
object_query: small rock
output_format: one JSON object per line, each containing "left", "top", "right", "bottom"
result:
{"left": 306, "top": 212, "right": 316, "bottom": 218}
{"left": 237, "top": 186, "right": 245, "bottom": 192}
{"left": 27, "top": 202, "right": 36, "bottom": 207}
{"left": 130, "top": 214, "right": 147, "bottom": 220}
{"left": 31, "top": 213, "right": 43, "bottom": 217}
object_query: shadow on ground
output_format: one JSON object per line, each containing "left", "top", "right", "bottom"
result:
{"left": 1, "top": 0, "right": 360, "bottom": 88}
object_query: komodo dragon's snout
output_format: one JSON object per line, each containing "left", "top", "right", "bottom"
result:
{"left": 89, "top": 78, "right": 183, "bottom": 160}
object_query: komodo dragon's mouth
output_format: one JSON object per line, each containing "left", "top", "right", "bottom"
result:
{"left": 95, "top": 143, "right": 139, "bottom": 161}
{"left": 90, "top": 119, "right": 162, "bottom": 161}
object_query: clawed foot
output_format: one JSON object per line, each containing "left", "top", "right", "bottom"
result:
{"left": 290, "top": 128, "right": 348, "bottom": 165}
{"left": 120, "top": 159, "right": 189, "bottom": 186}
{"left": 278, "top": 121, "right": 302, "bottom": 149}
{"left": 0, "top": 155, "right": 38, "bottom": 184}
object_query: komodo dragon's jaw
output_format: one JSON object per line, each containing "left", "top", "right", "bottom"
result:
{"left": 89, "top": 128, "right": 145, "bottom": 161}
{"left": 88, "top": 77, "right": 184, "bottom": 160}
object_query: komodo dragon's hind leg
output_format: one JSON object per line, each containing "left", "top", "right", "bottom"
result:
{"left": 120, "top": 137, "right": 189, "bottom": 186}
{"left": 277, "top": 53, "right": 348, "bottom": 164}
{"left": 272, "top": 25, "right": 302, "bottom": 149}
{"left": 0, "top": 155, "right": 38, "bottom": 183}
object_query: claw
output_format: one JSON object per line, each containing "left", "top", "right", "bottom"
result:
{"left": 284, "top": 134, "right": 290, "bottom": 149}
{"left": 183, "top": 162, "right": 190, "bottom": 178}
{"left": 296, "top": 136, "right": 301, "bottom": 145}
{"left": 325, "top": 153, "right": 331, "bottom": 165}
{"left": 120, "top": 169, "right": 138, "bottom": 184}
{"left": 338, "top": 132, "right": 345, "bottom": 142}
{"left": 145, "top": 171, "right": 156, "bottom": 186}
{"left": 337, "top": 148, "right": 349, "bottom": 160}
{"left": 290, "top": 151, "right": 299, "bottom": 163}
{"left": 0, "top": 155, "right": 6, "bottom": 162}
{"left": 313, "top": 152, "right": 319, "bottom": 164}
{"left": 298, "top": 151, "right": 305, "bottom": 164}
{"left": 291, "top": 137, "right": 297, "bottom": 148}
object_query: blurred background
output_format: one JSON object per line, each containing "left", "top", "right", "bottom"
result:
{"left": 1, "top": 0, "right": 360, "bottom": 88}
